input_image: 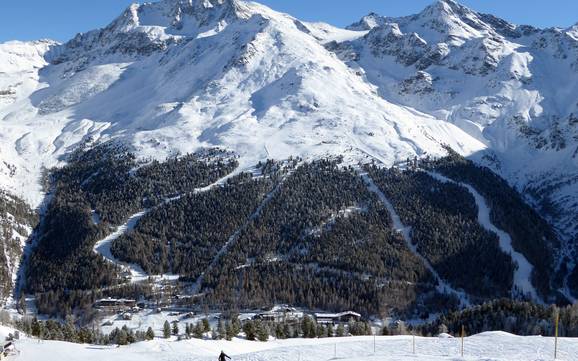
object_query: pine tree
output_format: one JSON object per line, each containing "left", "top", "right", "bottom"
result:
{"left": 275, "top": 323, "right": 285, "bottom": 339}
{"left": 146, "top": 327, "right": 155, "bottom": 340}
{"left": 202, "top": 318, "right": 210, "bottom": 333}
{"left": 256, "top": 321, "right": 269, "bottom": 342}
{"left": 172, "top": 322, "right": 179, "bottom": 336}
{"left": 243, "top": 321, "right": 256, "bottom": 341}
{"left": 193, "top": 322, "right": 204, "bottom": 339}
{"left": 117, "top": 328, "right": 128, "bottom": 345}
{"left": 217, "top": 319, "right": 225, "bottom": 340}
{"left": 336, "top": 324, "right": 345, "bottom": 337}
{"left": 163, "top": 320, "right": 171, "bottom": 339}
{"left": 327, "top": 324, "right": 334, "bottom": 337}
{"left": 225, "top": 321, "right": 234, "bottom": 341}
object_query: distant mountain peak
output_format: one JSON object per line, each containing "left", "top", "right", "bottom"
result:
{"left": 49, "top": 0, "right": 256, "bottom": 64}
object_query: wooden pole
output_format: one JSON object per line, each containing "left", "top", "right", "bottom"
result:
{"left": 461, "top": 325, "right": 465, "bottom": 358}
{"left": 373, "top": 332, "right": 376, "bottom": 354}
{"left": 412, "top": 332, "right": 416, "bottom": 354}
{"left": 555, "top": 312, "right": 559, "bottom": 359}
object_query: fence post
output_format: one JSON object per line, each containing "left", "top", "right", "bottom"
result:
{"left": 412, "top": 332, "right": 416, "bottom": 354}
{"left": 461, "top": 325, "right": 465, "bottom": 358}
{"left": 555, "top": 312, "right": 559, "bottom": 359}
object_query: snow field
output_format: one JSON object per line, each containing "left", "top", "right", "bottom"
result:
{"left": 2, "top": 328, "right": 577, "bottom": 361}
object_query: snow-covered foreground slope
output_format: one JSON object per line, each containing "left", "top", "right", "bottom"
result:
{"left": 4, "top": 329, "right": 578, "bottom": 361}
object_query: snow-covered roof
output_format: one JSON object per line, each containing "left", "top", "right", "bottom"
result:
{"left": 314, "top": 311, "right": 361, "bottom": 319}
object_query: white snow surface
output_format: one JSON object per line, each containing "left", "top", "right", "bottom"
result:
{"left": 1, "top": 324, "right": 577, "bottom": 361}
{"left": 428, "top": 171, "right": 540, "bottom": 302}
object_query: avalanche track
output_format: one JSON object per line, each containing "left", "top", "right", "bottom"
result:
{"left": 93, "top": 210, "right": 149, "bottom": 281}
{"left": 190, "top": 175, "right": 287, "bottom": 294}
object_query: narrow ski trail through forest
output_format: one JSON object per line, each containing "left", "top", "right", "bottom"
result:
{"left": 361, "top": 172, "right": 471, "bottom": 307}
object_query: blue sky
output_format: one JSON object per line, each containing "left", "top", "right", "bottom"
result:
{"left": 2, "top": 0, "right": 578, "bottom": 43}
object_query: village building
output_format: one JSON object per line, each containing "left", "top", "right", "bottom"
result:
{"left": 314, "top": 311, "right": 362, "bottom": 325}
{"left": 253, "top": 306, "right": 303, "bottom": 323}
{"left": 94, "top": 298, "right": 137, "bottom": 312}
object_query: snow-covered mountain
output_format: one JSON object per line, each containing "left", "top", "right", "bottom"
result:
{"left": 337, "top": 0, "right": 578, "bottom": 270}
{"left": 0, "top": 0, "right": 486, "bottom": 208}
{"left": 0, "top": 0, "right": 576, "bottom": 301}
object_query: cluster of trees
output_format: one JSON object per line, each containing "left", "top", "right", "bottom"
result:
{"left": 200, "top": 159, "right": 456, "bottom": 317}
{"left": 25, "top": 142, "right": 237, "bottom": 313}
{"left": 241, "top": 317, "right": 372, "bottom": 341}
{"left": 423, "top": 149, "right": 559, "bottom": 299}
{"left": 0, "top": 192, "right": 38, "bottom": 301}
{"left": 165, "top": 314, "right": 373, "bottom": 342}
{"left": 15, "top": 316, "right": 105, "bottom": 344}
{"left": 111, "top": 172, "right": 274, "bottom": 277}
{"left": 420, "top": 299, "right": 578, "bottom": 337}
{"left": 365, "top": 165, "right": 515, "bottom": 299}
{"left": 34, "top": 282, "right": 153, "bottom": 320}
{"left": 13, "top": 315, "right": 155, "bottom": 345}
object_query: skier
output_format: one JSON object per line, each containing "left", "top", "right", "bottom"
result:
{"left": 218, "top": 350, "right": 231, "bottom": 361}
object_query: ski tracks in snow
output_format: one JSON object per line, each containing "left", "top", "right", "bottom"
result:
{"left": 361, "top": 172, "right": 471, "bottom": 307}
{"left": 427, "top": 171, "right": 540, "bottom": 302}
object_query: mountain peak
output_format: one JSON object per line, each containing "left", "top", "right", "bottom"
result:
{"left": 110, "top": 0, "right": 248, "bottom": 34}
{"left": 50, "top": 0, "right": 255, "bottom": 63}
{"left": 346, "top": 12, "right": 386, "bottom": 31}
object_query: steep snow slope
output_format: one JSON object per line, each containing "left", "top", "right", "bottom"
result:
{"left": 0, "top": 0, "right": 485, "bottom": 208}
{"left": 0, "top": 40, "right": 56, "bottom": 205}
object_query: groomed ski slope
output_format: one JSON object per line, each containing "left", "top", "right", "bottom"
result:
{"left": 362, "top": 173, "right": 471, "bottom": 307}
{"left": 5, "top": 328, "right": 577, "bottom": 361}
{"left": 93, "top": 210, "right": 149, "bottom": 281}
{"left": 92, "top": 171, "right": 242, "bottom": 283}
{"left": 427, "top": 172, "right": 539, "bottom": 302}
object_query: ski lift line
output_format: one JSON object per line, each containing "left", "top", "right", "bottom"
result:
{"left": 190, "top": 166, "right": 296, "bottom": 295}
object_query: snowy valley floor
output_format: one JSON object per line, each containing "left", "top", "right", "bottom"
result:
{"left": 5, "top": 331, "right": 578, "bottom": 361}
